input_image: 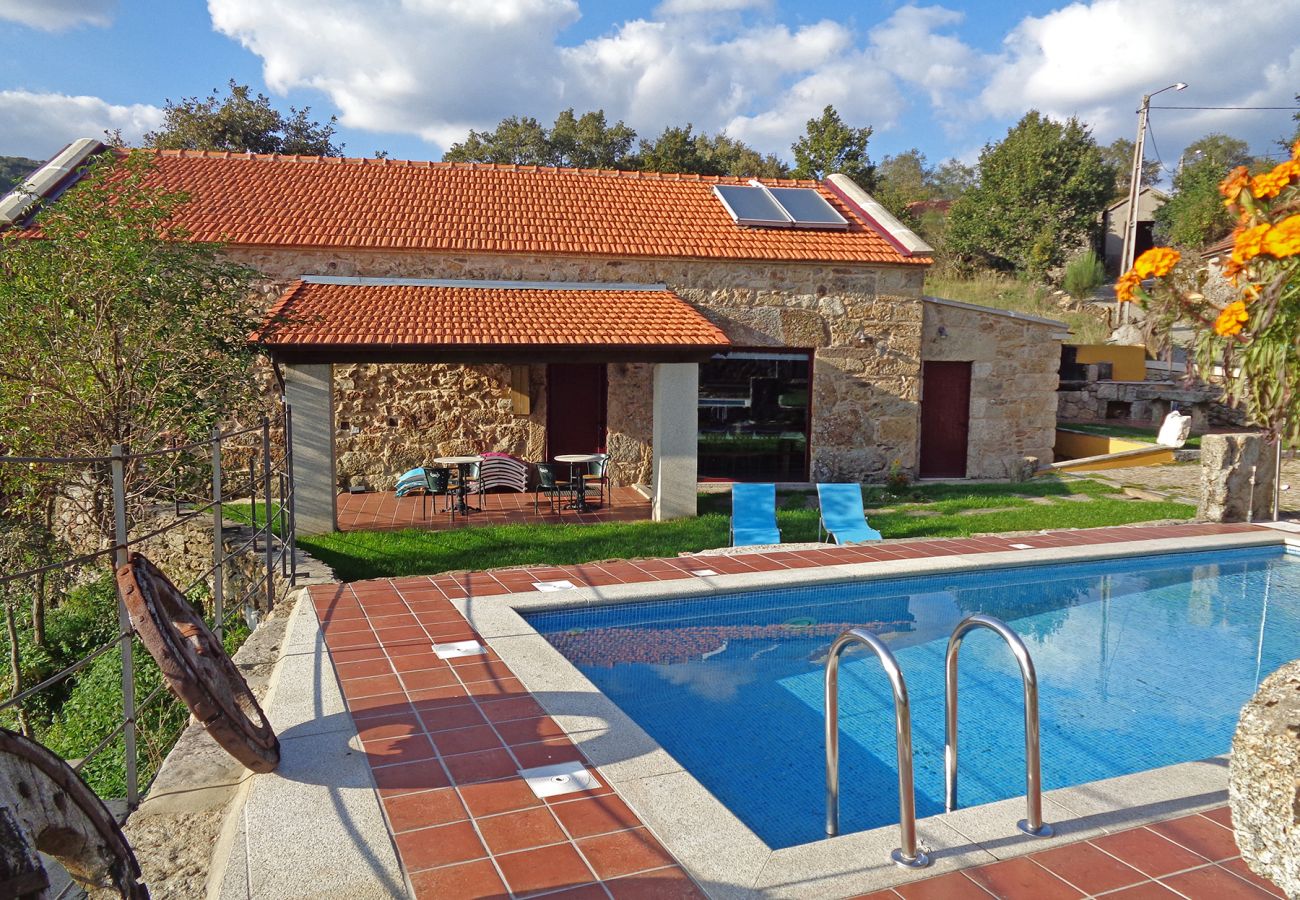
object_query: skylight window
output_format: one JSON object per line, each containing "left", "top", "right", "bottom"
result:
{"left": 713, "top": 182, "right": 849, "bottom": 230}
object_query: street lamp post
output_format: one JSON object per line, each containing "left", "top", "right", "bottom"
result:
{"left": 1119, "top": 82, "right": 1187, "bottom": 323}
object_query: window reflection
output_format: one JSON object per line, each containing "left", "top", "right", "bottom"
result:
{"left": 698, "top": 350, "right": 811, "bottom": 481}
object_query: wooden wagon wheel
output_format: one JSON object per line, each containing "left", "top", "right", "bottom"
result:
{"left": 115, "top": 552, "right": 280, "bottom": 774}
{"left": 0, "top": 727, "right": 149, "bottom": 898}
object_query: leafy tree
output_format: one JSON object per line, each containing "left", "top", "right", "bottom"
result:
{"left": 945, "top": 111, "right": 1114, "bottom": 278}
{"left": 445, "top": 108, "right": 637, "bottom": 169}
{"left": 636, "top": 124, "right": 704, "bottom": 174}
{"left": 0, "top": 156, "right": 40, "bottom": 194}
{"left": 0, "top": 152, "right": 262, "bottom": 541}
{"left": 695, "top": 132, "right": 789, "bottom": 178}
{"left": 930, "top": 158, "right": 976, "bottom": 199}
{"left": 549, "top": 109, "right": 637, "bottom": 169}
{"left": 875, "top": 148, "right": 933, "bottom": 222}
{"left": 791, "top": 105, "right": 876, "bottom": 188}
{"left": 145, "top": 80, "right": 341, "bottom": 156}
{"left": 1099, "top": 137, "right": 1161, "bottom": 201}
{"left": 1154, "top": 133, "right": 1254, "bottom": 248}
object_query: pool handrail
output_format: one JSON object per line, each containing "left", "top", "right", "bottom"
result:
{"left": 944, "top": 613, "right": 1054, "bottom": 837}
{"left": 824, "top": 627, "right": 931, "bottom": 869}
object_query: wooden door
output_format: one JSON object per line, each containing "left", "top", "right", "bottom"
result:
{"left": 919, "top": 361, "right": 971, "bottom": 478}
{"left": 546, "top": 364, "right": 608, "bottom": 458}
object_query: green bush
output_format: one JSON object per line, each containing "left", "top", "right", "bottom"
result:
{"left": 1062, "top": 250, "right": 1107, "bottom": 300}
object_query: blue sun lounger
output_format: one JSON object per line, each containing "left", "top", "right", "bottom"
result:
{"left": 817, "top": 483, "right": 882, "bottom": 544}
{"left": 730, "top": 483, "right": 781, "bottom": 547}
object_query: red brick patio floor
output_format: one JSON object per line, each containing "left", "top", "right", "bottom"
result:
{"left": 308, "top": 521, "right": 1283, "bottom": 899}
{"left": 338, "top": 486, "right": 651, "bottom": 532}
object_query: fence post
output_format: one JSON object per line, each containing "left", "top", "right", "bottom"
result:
{"left": 285, "top": 403, "right": 297, "bottom": 586}
{"left": 262, "top": 416, "right": 275, "bottom": 613}
{"left": 278, "top": 472, "right": 288, "bottom": 579}
{"left": 212, "top": 426, "right": 225, "bottom": 643}
{"left": 110, "top": 444, "right": 139, "bottom": 808}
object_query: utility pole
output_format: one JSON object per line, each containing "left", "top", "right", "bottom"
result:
{"left": 1119, "top": 82, "right": 1187, "bottom": 324}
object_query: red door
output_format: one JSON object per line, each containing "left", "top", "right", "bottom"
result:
{"left": 547, "top": 364, "right": 608, "bottom": 458}
{"left": 919, "top": 361, "right": 971, "bottom": 478}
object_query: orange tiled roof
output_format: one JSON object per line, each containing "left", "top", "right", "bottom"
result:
{"left": 130, "top": 150, "right": 925, "bottom": 265}
{"left": 255, "top": 278, "right": 732, "bottom": 350}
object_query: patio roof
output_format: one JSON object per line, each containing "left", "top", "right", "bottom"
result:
{"left": 255, "top": 276, "right": 732, "bottom": 363}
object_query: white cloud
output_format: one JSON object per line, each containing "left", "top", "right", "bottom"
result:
{"left": 983, "top": 0, "right": 1300, "bottom": 156}
{"left": 0, "top": 0, "right": 116, "bottom": 30}
{"left": 0, "top": 90, "right": 163, "bottom": 158}
{"left": 207, "top": 0, "right": 931, "bottom": 155}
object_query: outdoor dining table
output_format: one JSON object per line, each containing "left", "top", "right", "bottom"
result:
{"left": 554, "top": 453, "right": 600, "bottom": 512}
{"left": 433, "top": 455, "right": 483, "bottom": 516}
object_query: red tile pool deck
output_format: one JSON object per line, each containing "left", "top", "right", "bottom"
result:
{"left": 337, "top": 486, "right": 652, "bottom": 532}
{"left": 308, "top": 521, "right": 1282, "bottom": 899}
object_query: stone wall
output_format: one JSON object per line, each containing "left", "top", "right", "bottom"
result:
{"left": 1057, "top": 379, "right": 1237, "bottom": 432}
{"left": 921, "top": 300, "right": 1061, "bottom": 478}
{"left": 230, "top": 247, "right": 929, "bottom": 485}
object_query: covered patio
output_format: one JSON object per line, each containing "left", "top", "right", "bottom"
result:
{"left": 337, "top": 484, "right": 653, "bottom": 531}
{"left": 256, "top": 276, "right": 731, "bottom": 534}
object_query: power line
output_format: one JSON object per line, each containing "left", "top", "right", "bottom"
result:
{"left": 1143, "top": 116, "right": 1178, "bottom": 175}
{"left": 1149, "top": 105, "right": 1299, "bottom": 111}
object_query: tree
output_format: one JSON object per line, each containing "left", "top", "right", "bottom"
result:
{"left": 695, "top": 133, "right": 789, "bottom": 178}
{"left": 1154, "top": 133, "right": 1254, "bottom": 248}
{"left": 0, "top": 156, "right": 40, "bottom": 194}
{"left": 0, "top": 152, "right": 262, "bottom": 541}
{"left": 145, "top": 80, "right": 341, "bottom": 156}
{"left": 636, "top": 124, "right": 705, "bottom": 174}
{"left": 791, "top": 105, "right": 876, "bottom": 188}
{"left": 874, "top": 149, "right": 933, "bottom": 222}
{"left": 444, "top": 108, "right": 637, "bottom": 169}
{"left": 945, "top": 111, "right": 1114, "bottom": 278}
{"left": 930, "top": 158, "right": 976, "bottom": 199}
{"left": 1277, "top": 94, "right": 1300, "bottom": 153}
{"left": 1099, "top": 137, "right": 1161, "bottom": 201}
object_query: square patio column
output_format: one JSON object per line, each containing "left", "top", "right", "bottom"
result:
{"left": 283, "top": 362, "right": 338, "bottom": 534}
{"left": 651, "top": 362, "right": 699, "bottom": 521}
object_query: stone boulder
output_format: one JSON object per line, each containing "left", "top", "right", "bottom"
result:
{"left": 1230, "top": 660, "right": 1300, "bottom": 895}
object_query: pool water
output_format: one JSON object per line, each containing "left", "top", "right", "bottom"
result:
{"left": 525, "top": 546, "right": 1300, "bottom": 849}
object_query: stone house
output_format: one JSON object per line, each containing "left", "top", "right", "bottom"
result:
{"left": 1100, "top": 186, "right": 1168, "bottom": 275}
{"left": 4, "top": 141, "right": 1064, "bottom": 532}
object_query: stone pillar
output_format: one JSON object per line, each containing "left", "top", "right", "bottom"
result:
{"left": 1198, "top": 433, "right": 1278, "bottom": 523}
{"left": 651, "top": 363, "right": 698, "bottom": 521}
{"left": 284, "top": 363, "right": 337, "bottom": 534}
{"left": 1231, "top": 660, "right": 1300, "bottom": 895}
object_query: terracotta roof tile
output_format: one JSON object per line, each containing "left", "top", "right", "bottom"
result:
{"left": 255, "top": 280, "right": 732, "bottom": 350}
{"left": 123, "top": 150, "right": 925, "bottom": 265}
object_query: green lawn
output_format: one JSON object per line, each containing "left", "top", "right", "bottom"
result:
{"left": 925, "top": 272, "right": 1109, "bottom": 343}
{"left": 1059, "top": 421, "right": 1202, "bottom": 449}
{"left": 232, "top": 478, "right": 1193, "bottom": 582}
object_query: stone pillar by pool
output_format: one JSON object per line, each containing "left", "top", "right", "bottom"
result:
{"left": 284, "top": 362, "right": 338, "bottom": 534}
{"left": 652, "top": 362, "right": 699, "bottom": 521}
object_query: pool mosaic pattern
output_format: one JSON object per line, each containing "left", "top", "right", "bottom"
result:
{"left": 306, "top": 521, "right": 1284, "bottom": 898}
{"left": 528, "top": 546, "right": 1300, "bottom": 848}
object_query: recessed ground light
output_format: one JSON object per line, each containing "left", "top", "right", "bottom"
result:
{"left": 688, "top": 569, "right": 718, "bottom": 577}
{"left": 519, "top": 761, "right": 600, "bottom": 798}
{"left": 533, "top": 580, "right": 576, "bottom": 592}
{"left": 434, "top": 640, "right": 485, "bottom": 659}
{"left": 1008, "top": 543, "right": 1035, "bottom": 550}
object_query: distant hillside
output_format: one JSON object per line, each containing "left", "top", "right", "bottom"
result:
{"left": 0, "top": 156, "right": 42, "bottom": 194}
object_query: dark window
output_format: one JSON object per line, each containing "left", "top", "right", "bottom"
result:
{"left": 698, "top": 350, "right": 811, "bottom": 482}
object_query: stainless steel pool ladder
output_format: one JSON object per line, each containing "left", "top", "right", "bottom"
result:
{"left": 945, "top": 614, "right": 1053, "bottom": 837}
{"left": 825, "top": 627, "right": 931, "bottom": 869}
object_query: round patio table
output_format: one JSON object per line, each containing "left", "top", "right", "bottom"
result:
{"left": 434, "top": 455, "right": 483, "bottom": 516}
{"left": 555, "top": 453, "right": 600, "bottom": 512}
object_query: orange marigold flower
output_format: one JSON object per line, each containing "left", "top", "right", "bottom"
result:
{"left": 1214, "top": 301, "right": 1249, "bottom": 337}
{"left": 1220, "top": 165, "right": 1251, "bottom": 204}
{"left": 1249, "top": 160, "right": 1300, "bottom": 200}
{"left": 1262, "top": 215, "right": 1300, "bottom": 258}
{"left": 1232, "top": 223, "right": 1272, "bottom": 266}
{"left": 1114, "top": 270, "right": 1143, "bottom": 303}
{"left": 1132, "top": 246, "right": 1180, "bottom": 278}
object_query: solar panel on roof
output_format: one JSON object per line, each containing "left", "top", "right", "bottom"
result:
{"left": 767, "top": 187, "right": 849, "bottom": 229}
{"left": 713, "top": 185, "right": 791, "bottom": 227}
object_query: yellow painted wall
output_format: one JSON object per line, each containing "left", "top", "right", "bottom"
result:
{"left": 1054, "top": 430, "right": 1150, "bottom": 459}
{"left": 1071, "top": 344, "right": 1147, "bottom": 381}
{"left": 1053, "top": 446, "right": 1176, "bottom": 472}
{"left": 1052, "top": 428, "right": 1175, "bottom": 471}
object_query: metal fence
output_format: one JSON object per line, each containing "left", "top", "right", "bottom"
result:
{"left": 0, "top": 405, "right": 296, "bottom": 811}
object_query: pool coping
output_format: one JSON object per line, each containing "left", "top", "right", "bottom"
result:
{"left": 461, "top": 528, "right": 1293, "bottom": 899}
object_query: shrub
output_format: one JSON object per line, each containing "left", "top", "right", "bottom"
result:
{"left": 1062, "top": 250, "right": 1107, "bottom": 300}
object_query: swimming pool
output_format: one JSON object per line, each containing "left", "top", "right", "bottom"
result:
{"left": 525, "top": 545, "right": 1300, "bottom": 849}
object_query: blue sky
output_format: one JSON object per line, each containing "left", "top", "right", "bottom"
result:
{"left": 1, "top": 0, "right": 1296, "bottom": 170}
